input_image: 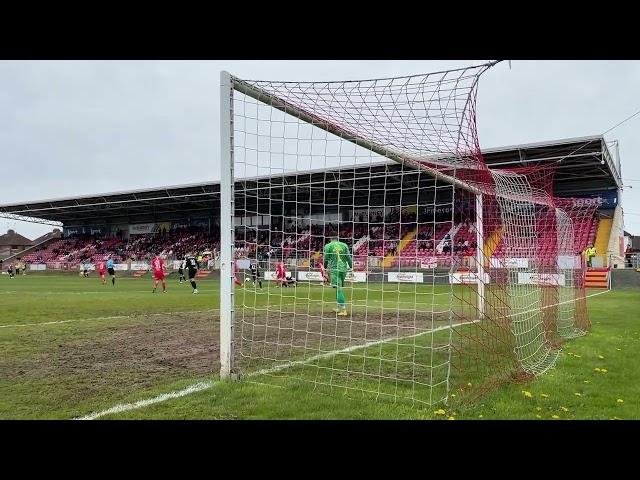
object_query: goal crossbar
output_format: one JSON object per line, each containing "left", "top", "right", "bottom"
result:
{"left": 229, "top": 75, "right": 482, "bottom": 195}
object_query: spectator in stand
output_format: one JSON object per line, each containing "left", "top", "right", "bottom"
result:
{"left": 442, "top": 234, "right": 451, "bottom": 254}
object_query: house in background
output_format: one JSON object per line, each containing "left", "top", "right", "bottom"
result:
{"left": 0, "top": 229, "right": 33, "bottom": 260}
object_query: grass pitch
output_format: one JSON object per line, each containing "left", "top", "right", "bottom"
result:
{"left": 1, "top": 274, "right": 637, "bottom": 419}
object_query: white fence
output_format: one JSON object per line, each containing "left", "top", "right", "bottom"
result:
{"left": 388, "top": 272, "right": 424, "bottom": 283}
{"left": 130, "top": 262, "right": 150, "bottom": 271}
{"left": 517, "top": 272, "right": 566, "bottom": 287}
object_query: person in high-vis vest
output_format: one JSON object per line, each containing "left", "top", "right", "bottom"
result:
{"left": 585, "top": 245, "right": 597, "bottom": 267}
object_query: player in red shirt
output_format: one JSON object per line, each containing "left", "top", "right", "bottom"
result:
{"left": 98, "top": 261, "right": 107, "bottom": 285}
{"left": 275, "top": 261, "right": 286, "bottom": 287}
{"left": 318, "top": 258, "right": 328, "bottom": 284}
{"left": 233, "top": 258, "right": 243, "bottom": 286}
{"left": 151, "top": 254, "right": 167, "bottom": 293}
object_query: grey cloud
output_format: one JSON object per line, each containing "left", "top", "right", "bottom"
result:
{"left": 0, "top": 60, "right": 637, "bottom": 240}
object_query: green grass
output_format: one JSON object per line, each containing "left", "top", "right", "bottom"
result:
{"left": 1, "top": 274, "right": 638, "bottom": 419}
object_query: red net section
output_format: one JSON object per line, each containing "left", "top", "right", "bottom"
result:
{"left": 237, "top": 65, "right": 490, "bottom": 171}
{"left": 554, "top": 197, "right": 601, "bottom": 336}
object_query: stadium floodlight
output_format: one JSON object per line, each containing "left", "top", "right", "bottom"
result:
{"left": 219, "top": 62, "right": 594, "bottom": 406}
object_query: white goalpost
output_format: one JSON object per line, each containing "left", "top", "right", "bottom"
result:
{"left": 219, "top": 71, "right": 235, "bottom": 378}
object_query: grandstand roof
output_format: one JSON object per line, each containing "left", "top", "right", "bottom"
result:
{"left": 0, "top": 136, "right": 621, "bottom": 227}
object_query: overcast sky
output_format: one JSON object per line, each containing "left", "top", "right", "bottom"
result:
{"left": 1, "top": 60, "right": 638, "bottom": 240}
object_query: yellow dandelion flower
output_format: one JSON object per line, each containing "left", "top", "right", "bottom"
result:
{"left": 467, "top": 382, "right": 472, "bottom": 387}
{"left": 560, "top": 406, "right": 569, "bottom": 412}
{"left": 522, "top": 390, "right": 532, "bottom": 398}
{"left": 574, "top": 393, "right": 582, "bottom": 397}
{"left": 617, "top": 399, "right": 624, "bottom": 403}
{"left": 574, "top": 354, "right": 581, "bottom": 358}
{"left": 601, "top": 369, "right": 608, "bottom": 373}
{"left": 434, "top": 409, "right": 446, "bottom": 416}
{"left": 540, "top": 393, "right": 549, "bottom": 398}
{"left": 552, "top": 415, "right": 560, "bottom": 419}
{"left": 447, "top": 416, "right": 455, "bottom": 420}
{"left": 451, "top": 393, "right": 456, "bottom": 398}
{"left": 478, "top": 415, "right": 483, "bottom": 418}
{"left": 598, "top": 355, "right": 605, "bottom": 359}
{"left": 583, "top": 380, "right": 590, "bottom": 384}
{"left": 594, "top": 368, "right": 601, "bottom": 372}
{"left": 616, "top": 348, "right": 621, "bottom": 351}
{"left": 536, "top": 415, "right": 542, "bottom": 419}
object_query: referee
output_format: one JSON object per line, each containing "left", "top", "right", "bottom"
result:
{"left": 106, "top": 255, "right": 116, "bottom": 286}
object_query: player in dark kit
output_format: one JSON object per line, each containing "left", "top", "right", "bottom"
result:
{"left": 8, "top": 264, "right": 14, "bottom": 278}
{"left": 249, "top": 260, "right": 262, "bottom": 289}
{"left": 178, "top": 257, "right": 186, "bottom": 283}
{"left": 283, "top": 272, "right": 296, "bottom": 287}
{"left": 185, "top": 253, "right": 200, "bottom": 294}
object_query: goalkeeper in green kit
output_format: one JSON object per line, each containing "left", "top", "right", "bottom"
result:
{"left": 323, "top": 235, "right": 353, "bottom": 316}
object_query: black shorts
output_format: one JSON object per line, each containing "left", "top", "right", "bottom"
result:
{"left": 107, "top": 268, "right": 115, "bottom": 275}
{"left": 178, "top": 268, "right": 183, "bottom": 275}
{"left": 188, "top": 268, "right": 197, "bottom": 279}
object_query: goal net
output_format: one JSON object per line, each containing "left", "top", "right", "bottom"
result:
{"left": 219, "top": 62, "right": 595, "bottom": 406}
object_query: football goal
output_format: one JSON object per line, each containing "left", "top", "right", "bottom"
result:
{"left": 218, "top": 61, "right": 594, "bottom": 406}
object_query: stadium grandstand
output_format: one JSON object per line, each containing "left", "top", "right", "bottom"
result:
{"left": 0, "top": 135, "right": 624, "bottom": 279}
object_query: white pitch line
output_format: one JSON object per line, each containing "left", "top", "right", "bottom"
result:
{"left": 250, "top": 319, "right": 480, "bottom": 377}
{"left": 504, "top": 288, "right": 612, "bottom": 319}
{"left": 76, "top": 381, "right": 213, "bottom": 420}
{"left": 75, "top": 319, "right": 479, "bottom": 420}
{"left": 22, "top": 290, "right": 216, "bottom": 295}
{"left": 0, "top": 302, "right": 445, "bottom": 329}
{"left": 0, "top": 315, "right": 128, "bottom": 329}
{"left": 4, "top": 290, "right": 609, "bottom": 330}
{"left": 0, "top": 309, "right": 219, "bottom": 329}
{"left": 585, "top": 289, "right": 611, "bottom": 299}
